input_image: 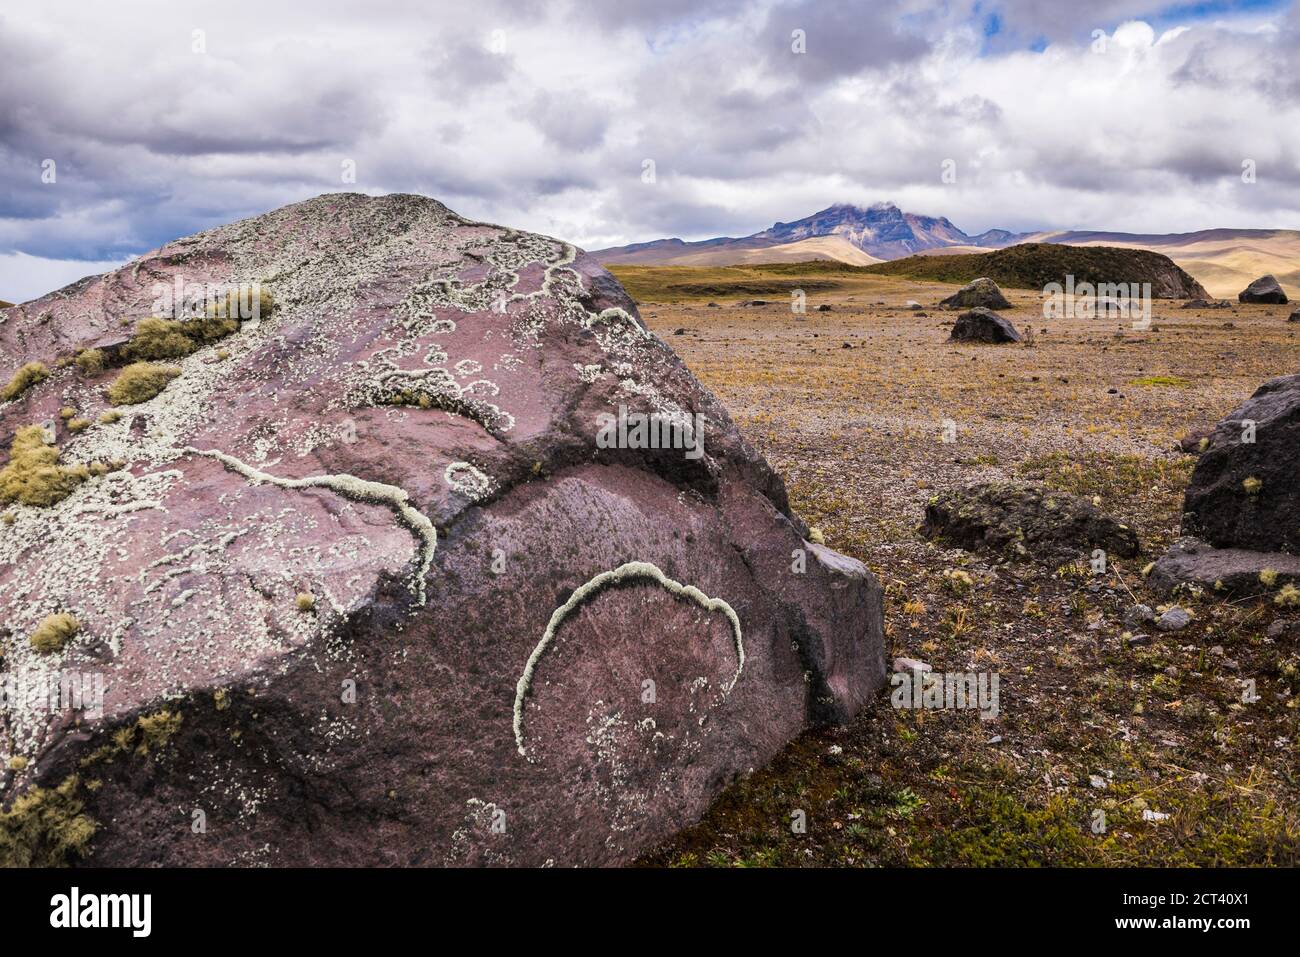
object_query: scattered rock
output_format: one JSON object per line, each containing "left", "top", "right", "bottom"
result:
{"left": 1290, "top": 309, "right": 1300, "bottom": 323}
{"left": 947, "top": 308, "right": 1022, "bottom": 344}
{"left": 1238, "top": 274, "right": 1288, "bottom": 304}
{"left": 892, "top": 657, "right": 932, "bottom": 674}
{"left": 1124, "top": 604, "right": 1156, "bottom": 629}
{"left": 939, "top": 277, "right": 1012, "bottom": 311}
{"left": 1177, "top": 427, "right": 1213, "bottom": 454}
{"left": 1148, "top": 537, "right": 1300, "bottom": 595}
{"left": 816, "top": 304, "right": 832, "bottom": 312}
{"left": 905, "top": 300, "right": 924, "bottom": 310}
{"left": 1157, "top": 607, "right": 1193, "bottom": 631}
{"left": 920, "top": 482, "right": 1139, "bottom": 564}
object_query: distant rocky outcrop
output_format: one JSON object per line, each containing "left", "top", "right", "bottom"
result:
{"left": 948, "top": 307, "right": 1022, "bottom": 344}
{"left": 1238, "top": 275, "right": 1288, "bottom": 304}
{"left": 920, "top": 483, "right": 1139, "bottom": 564}
{"left": 868, "top": 243, "right": 1210, "bottom": 299}
{"left": 939, "top": 277, "right": 1012, "bottom": 311}
{"left": 0, "top": 193, "right": 885, "bottom": 867}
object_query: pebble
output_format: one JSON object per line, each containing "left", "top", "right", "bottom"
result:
{"left": 1124, "top": 604, "right": 1156, "bottom": 628}
{"left": 1157, "top": 607, "right": 1193, "bottom": 631}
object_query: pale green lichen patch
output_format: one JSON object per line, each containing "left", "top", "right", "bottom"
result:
{"left": 512, "top": 560, "right": 745, "bottom": 758}
{"left": 187, "top": 447, "right": 437, "bottom": 604}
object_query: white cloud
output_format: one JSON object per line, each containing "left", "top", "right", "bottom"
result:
{"left": 0, "top": 0, "right": 1296, "bottom": 293}
{"left": 0, "top": 251, "right": 129, "bottom": 304}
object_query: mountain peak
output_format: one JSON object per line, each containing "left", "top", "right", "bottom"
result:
{"left": 592, "top": 203, "right": 1029, "bottom": 266}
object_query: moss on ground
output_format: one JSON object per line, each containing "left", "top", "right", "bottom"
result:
{"left": 0, "top": 776, "right": 97, "bottom": 867}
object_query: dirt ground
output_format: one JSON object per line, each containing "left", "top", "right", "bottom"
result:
{"left": 616, "top": 266, "right": 1300, "bottom": 866}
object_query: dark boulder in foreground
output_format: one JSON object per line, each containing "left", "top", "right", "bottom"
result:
{"left": 0, "top": 193, "right": 885, "bottom": 867}
{"left": 939, "top": 277, "right": 1012, "bottom": 311}
{"left": 1181, "top": 373, "right": 1300, "bottom": 554}
{"left": 948, "top": 307, "right": 1022, "bottom": 344}
{"left": 1238, "top": 275, "right": 1288, "bottom": 304}
{"left": 920, "top": 483, "right": 1139, "bottom": 564}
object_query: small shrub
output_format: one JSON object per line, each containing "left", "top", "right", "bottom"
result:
{"left": 66, "top": 418, "right": 90, "bottom": 433}
{"left": 0, "top": 425, "right": 90, "bottom": 506}
{"left": 59, "top": 407, "right": 75, "bottom": 420}
{"left": 29, "top": 613, "right": 80, "bottom": 654}
{"left": 1, "top": 362, "right": 50, "bottom": 402}
{"left": 107, "top": 362, "right": 180, "bottom": 405}
{"left": 942, "top": 568, "right": 974, "bottom": 594}
{"left": 1243, "top": 477, "right": 1262, "bottom": 496}
{"left": 295, "top": 592, "right": 316, "bottom": 612}
{"left": 98, "top": 410, "right": 121, "bottom": 424}
{"left": 1275, "top": 584, "right": 1300, "bottom": 609}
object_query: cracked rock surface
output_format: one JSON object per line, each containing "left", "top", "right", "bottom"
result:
{"left": 0, "top": 192, "right": 884, "bottom": 866}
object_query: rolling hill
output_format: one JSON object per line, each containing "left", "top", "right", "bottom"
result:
{"left": 861, "top": 243, "right": 1209, "bottom": 299}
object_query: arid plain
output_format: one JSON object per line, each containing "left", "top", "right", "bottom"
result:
{"left": 617, "top": 264, "right": 1300, "bottom": 866}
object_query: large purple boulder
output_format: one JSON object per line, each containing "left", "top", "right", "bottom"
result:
{"left": 0, "top": 193, "right": 884, "bottom": 867}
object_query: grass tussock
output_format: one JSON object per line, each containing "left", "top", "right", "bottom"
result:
{"left": 107, "top": 362, "right": 180, "bottom": 405}
{"left": 122, "top": 316, "right": 239, "bottom": 362}
{"left": 74, "top": 349, "right": 107, "bottom": 376}
{"left": 0, "top": 425, "right": 90, "bottom": 507}
{"left": 1, "top": 362, "right": 50, "bottom": 402}
{"left": 29, "top": 613, "right": 79, "bottom": 654}
{"left": 0, "top": 776, "right": 97, "bottom": 867}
